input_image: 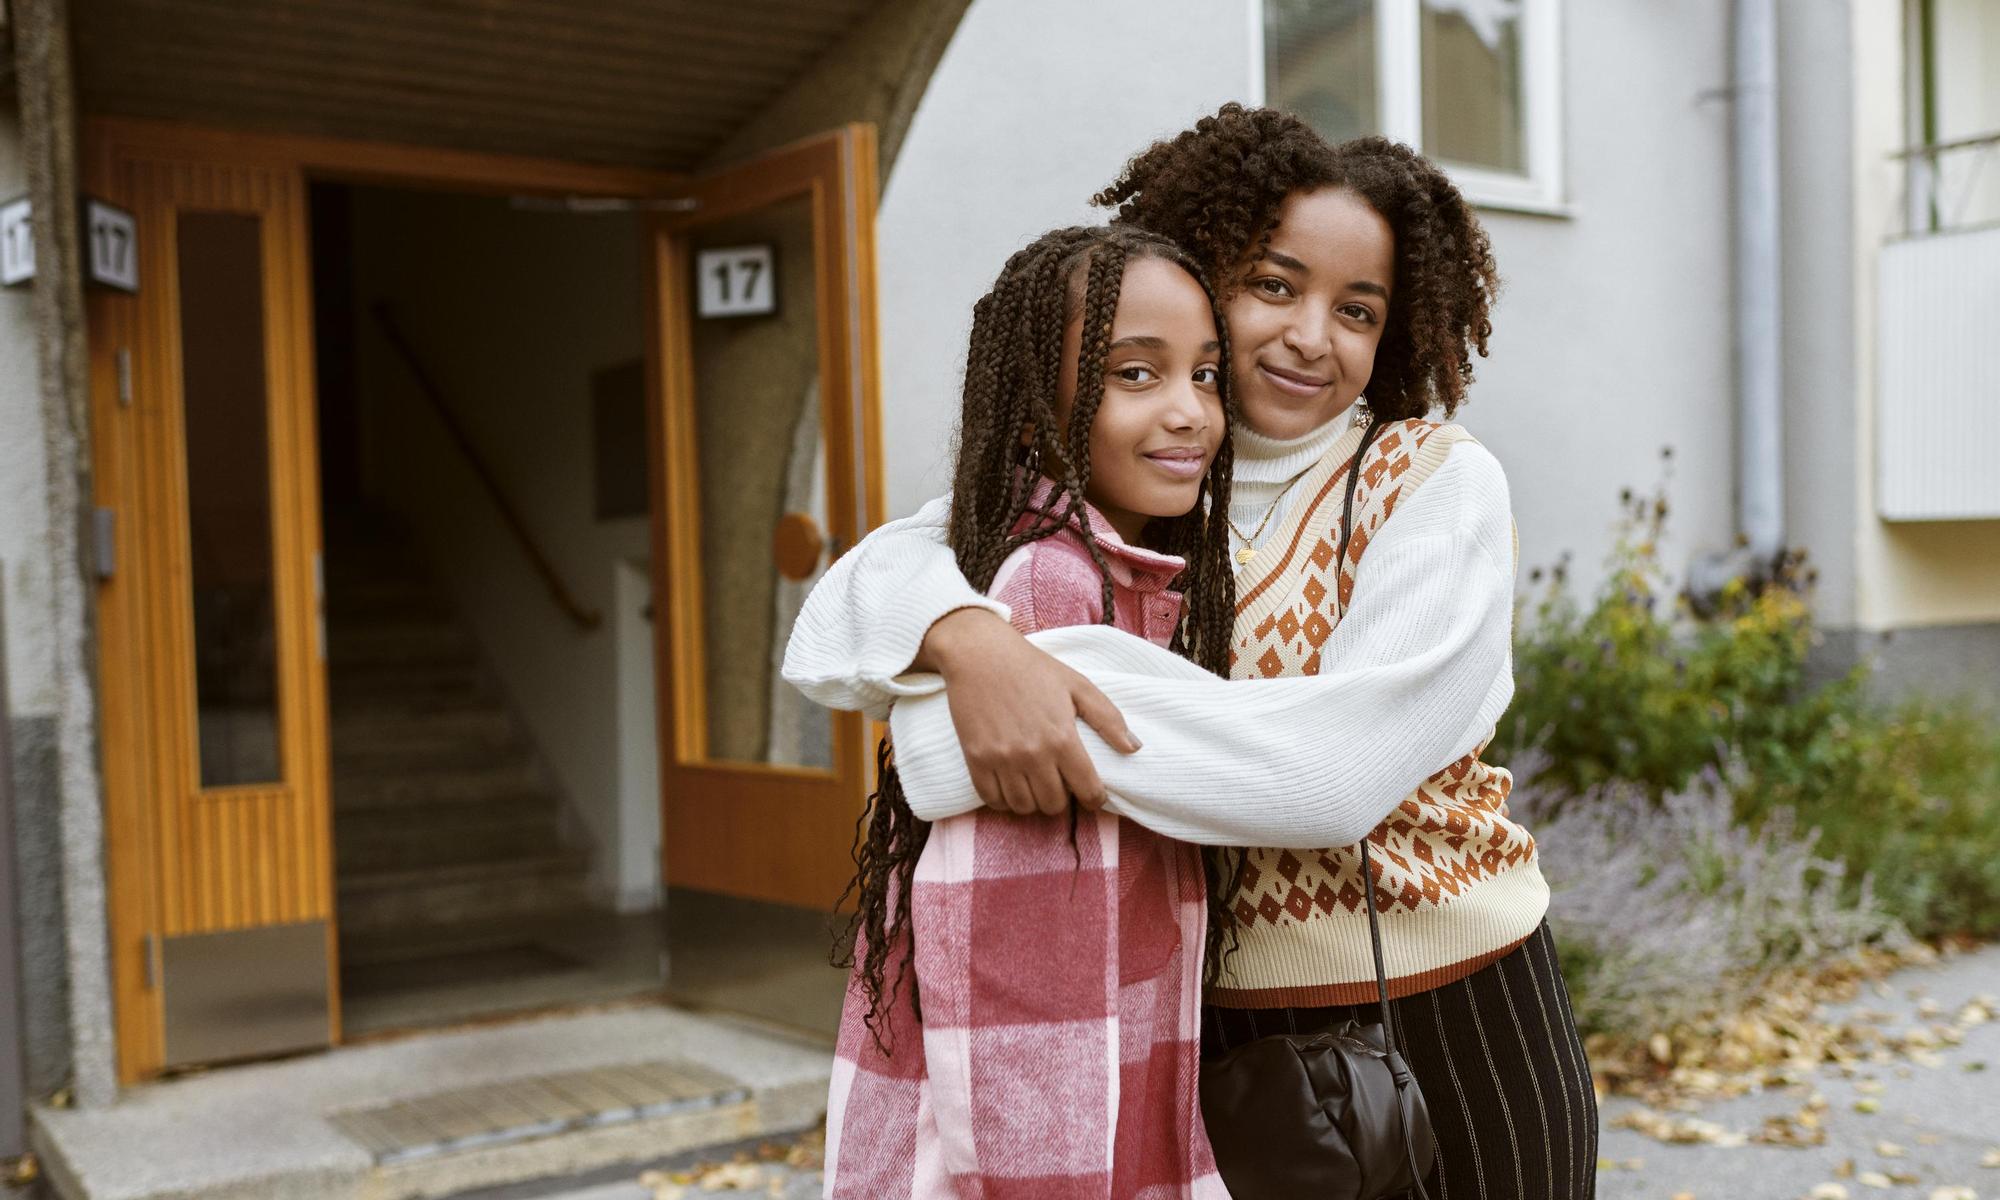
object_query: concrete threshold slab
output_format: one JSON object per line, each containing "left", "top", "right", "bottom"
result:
{"left": 30, "top": 1004, "right": 832, "bottom": 1200}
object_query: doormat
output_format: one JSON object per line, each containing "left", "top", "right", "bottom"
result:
{"left": 329, "top": 1059, "right": 749, "bottom": 1164}
{"left": 340, "top": 942, "right": 584, "bottom": 997}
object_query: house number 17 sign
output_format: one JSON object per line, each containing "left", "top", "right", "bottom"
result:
{"left": 695, "top": 245, "right": 776, "bottom": 318}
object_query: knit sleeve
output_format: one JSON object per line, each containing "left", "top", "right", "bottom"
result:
{"left": 888, "top": 442, "right": 1516, "bottom": 848}
{"left": 779, "top": 493, "right": 1005, "bottom": 722}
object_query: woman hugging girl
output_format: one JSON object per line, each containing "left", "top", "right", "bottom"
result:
{"left": 794, "top": 104, "right": 1600, "bottom": 1200}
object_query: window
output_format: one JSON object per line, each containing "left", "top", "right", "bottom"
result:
{"left": 1259, "top": 0, "right": 1565, "bottom": 214}
{"left": 1900, "top": 0, "right": 2000, "bottom": 236}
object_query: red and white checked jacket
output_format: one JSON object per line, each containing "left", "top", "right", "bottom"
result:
{"left": 823, "top": 486, "right": 1228, "bottom": 1199}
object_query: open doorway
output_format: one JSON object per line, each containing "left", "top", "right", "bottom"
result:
{"left": 309, "top": 181, "right": 671, "bottom": 1036}
{"left": 307, "top": 175, "right": 854, "bottom": 1040}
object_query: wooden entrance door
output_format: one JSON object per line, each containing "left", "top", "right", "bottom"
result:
{"left": 87, "top": 130, "right": 336, "bottom": 1082}
{"left": 648, "top": 126, "right": 883, "bottom": 911}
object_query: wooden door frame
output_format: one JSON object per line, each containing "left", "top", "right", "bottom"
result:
{"left": 84, "top": 116, "right": 690, "bottom": 1084}
{"left": 644, "top": 124, "right": 887, "bottom": 910}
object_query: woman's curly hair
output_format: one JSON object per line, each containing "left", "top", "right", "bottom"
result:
{"left": 1093, "top": 103, "right": 1499, "bottom": 421}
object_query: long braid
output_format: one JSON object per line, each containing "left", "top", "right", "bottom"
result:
{"left": 1137, "top": 278, "right": 1246, "bottom": 983}
{"left": 838, "top": 225, "right": 1242, "bottom": 1049}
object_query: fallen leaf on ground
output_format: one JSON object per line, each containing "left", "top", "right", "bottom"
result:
{"left": 1613, "top": 1107, "right": 1748, "bottom": 1146}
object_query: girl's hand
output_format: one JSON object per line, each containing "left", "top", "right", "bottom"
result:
{"left": 915, "top": 609, "right": 1141, "bottom": 816}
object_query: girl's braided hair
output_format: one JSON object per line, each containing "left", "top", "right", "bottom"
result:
{"left": 835, "top": 225, "right": 1242, "bottom": 1050}
{"left": 1094, "top": 103, "right": 1499, "bottom": 420}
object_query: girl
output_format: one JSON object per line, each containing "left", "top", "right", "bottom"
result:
{"left": 790, "top": 106, "right": 1600, "bottom": 1199}
{"left": 821, "top": 224, "right": 1238, "bottom": 1199}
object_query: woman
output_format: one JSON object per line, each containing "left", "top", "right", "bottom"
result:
{"left": 788, "top": 105, "right": 1599, "bottom": 1199}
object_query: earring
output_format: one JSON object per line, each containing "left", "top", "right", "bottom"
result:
{"left": 1351, "top": 397, "right": 1372, "bottom": 427}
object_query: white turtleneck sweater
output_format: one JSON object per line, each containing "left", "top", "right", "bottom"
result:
{"left": 780, "top": 415, "right": 1516, "bottom": 850}
{"left": 1225, "top": 410, "right": 1361, "bottom": 562}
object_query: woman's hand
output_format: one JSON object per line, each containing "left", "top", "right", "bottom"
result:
{"left": 914, "top": 608, "right": 1141, "bottom": 817}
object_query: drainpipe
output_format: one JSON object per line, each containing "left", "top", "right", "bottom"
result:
{"left": 1692, "top": 0, "right": 1786, "bottom": 599}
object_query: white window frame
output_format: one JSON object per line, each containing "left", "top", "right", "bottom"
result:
{"left": 1251, "top": 0, "right": 1569, "bottom": 217}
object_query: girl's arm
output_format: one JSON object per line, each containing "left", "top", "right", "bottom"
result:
{"left": 887, "top": 441, "right": 1516, "bottom": 849}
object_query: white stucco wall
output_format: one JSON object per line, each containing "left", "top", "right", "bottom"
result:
{"left": 0, "top": 101, "right": 55, "bottom": 717}
{"left": 876, "top": 0, "right": 1743, "bottom": 604}
{"left": 347, "top": 188, "right": 658, "bottom": 909}
{"left": 1450, "top": 0, "right": 1734, "bottom": 596}
{"left": 874, "top": 0, "right": 1255, "bottom": 518}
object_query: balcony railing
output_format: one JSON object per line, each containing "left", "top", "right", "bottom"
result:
{"left": 1893, "top": 131, "right": 2000, "bottom": 239}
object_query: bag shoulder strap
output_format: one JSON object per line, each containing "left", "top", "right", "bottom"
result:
{"left": 1334, "top": 416, "right": 1399, "bottom": 1053}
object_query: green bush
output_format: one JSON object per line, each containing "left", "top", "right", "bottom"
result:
{"left": 1493, "top": 471, "right": 2000, "bottom": 942}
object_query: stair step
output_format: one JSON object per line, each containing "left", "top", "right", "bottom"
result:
{"left": 334, "top": 764, "right": 549, "bottom": 810}
{"left": 334, "top": 905, "right": 605, "bottom": 968}
{"left": 337, "top": 853, "right": 591, "bottom": 934}
{"left": 328, "top": 626, "right": 479, "bottom": 669}
{"left": 334, "top": 793, "right": 557, "bottom": 833}
{"left": 324, "top": 590, "right": 458, "bottom": 625}
{"left": 331, "top": 707, "right": 519, "bottom": 750}
{"left": 335, "top": 813, "right": 563, "bottom": 874}
{"left": 329, "top": 666, "right": 496, "bottom": 706}
{"left": 333, "top": 737, "right": 535, "bottom": 776}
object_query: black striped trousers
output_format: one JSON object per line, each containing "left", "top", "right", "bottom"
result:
{"left": 1200, "top": 921, "right": 1600, "bottom": 1200}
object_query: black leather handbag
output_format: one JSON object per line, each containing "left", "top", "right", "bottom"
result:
{"left": 1198, "top": 417, "right": 1437, "bottom": 1200}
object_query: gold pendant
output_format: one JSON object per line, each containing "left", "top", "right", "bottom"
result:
{"left": 1236, "top": 546, "right": 1257, "bottom": 565}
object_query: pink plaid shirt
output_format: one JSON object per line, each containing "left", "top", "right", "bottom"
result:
{"left": 823, "top": 486, "right": 1228, "bottom": 1199}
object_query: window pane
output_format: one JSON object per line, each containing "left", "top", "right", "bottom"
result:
{"left": 1265, "top": 0, "right": 1378, "bottom": 145}
{"left": 178, "top": 211, "right": 283, "bottom": 787}
{"left": 685, "top": 195, "right": 833, "bottom": 770}
{"left": 1421, "top": 0, "right": 1527, "bottom": 174}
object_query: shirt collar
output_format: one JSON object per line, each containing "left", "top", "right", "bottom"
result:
{"left": 1017, "top": 475, "right": 1188, "bottom": 592}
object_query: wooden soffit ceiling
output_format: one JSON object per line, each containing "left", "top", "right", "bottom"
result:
{"left": 73, "top": 0, "right": 885, "bottom": 169}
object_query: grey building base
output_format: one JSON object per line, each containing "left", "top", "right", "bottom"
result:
{"left": 8, "top": 714, "right": 71, "bottom": 1103}
{"left": 1811, "top": 621, "right": 2000, "bottom": 711}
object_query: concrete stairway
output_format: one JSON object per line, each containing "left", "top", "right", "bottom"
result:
{"left": 324, "top": 513, "right": 590, "bottom": 946}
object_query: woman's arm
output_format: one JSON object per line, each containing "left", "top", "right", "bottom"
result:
{"left": 887, "top": 442, "right": 1516, "bottom": 849}
{"left": 780, "top": 496, "right": 995, "bottom": 719}
{"left": 781, "top": 496, "right": 1140, "bottom": 813}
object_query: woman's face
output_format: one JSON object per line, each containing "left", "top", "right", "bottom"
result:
{"left": 1223, "top": 186, "right": 1395, "bottom": 440}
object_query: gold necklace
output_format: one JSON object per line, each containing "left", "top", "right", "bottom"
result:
{"left": 1226, "top": 467, "right": 1314, "bottom": 565}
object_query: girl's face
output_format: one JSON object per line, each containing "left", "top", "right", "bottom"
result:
{"left": 1224, "top": 186, "right": 1395, "bottom": 440}
{"left": 1054, "top": 255, "right": 1225, "bottom": 543}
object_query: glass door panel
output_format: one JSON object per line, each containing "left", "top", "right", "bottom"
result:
{"left": 684, "top": 195, "right": 834, "bottom": 770}
{"left": 177, "top": 212, "right": 285, "bottom": 787}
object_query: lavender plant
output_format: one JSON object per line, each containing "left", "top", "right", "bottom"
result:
{"left": 1510, "top": 754, "right": 1904, "bottom": 1038}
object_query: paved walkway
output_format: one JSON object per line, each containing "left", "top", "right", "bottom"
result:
{"left": 1597, "top": 942, "right": 2000, "bottom": 1200}
{"left": 474, "top": 945, "right": 2000, "bottom": 1200}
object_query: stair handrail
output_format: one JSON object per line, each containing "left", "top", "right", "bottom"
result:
{"left": 369, "top": 303, "right": 603, "bottom": 632}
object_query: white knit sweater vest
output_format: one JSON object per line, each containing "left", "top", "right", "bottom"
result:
{"left": 1211, "top": 417, "right": 1548, "bottom": 1007}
